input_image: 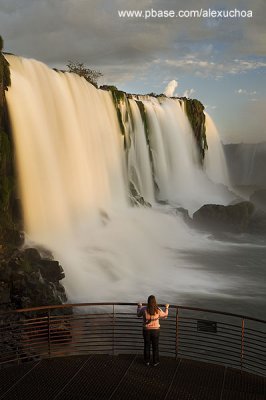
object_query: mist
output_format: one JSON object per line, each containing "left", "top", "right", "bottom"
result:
{"left": 221, "top": 99, "right": 266, "bottom": 144}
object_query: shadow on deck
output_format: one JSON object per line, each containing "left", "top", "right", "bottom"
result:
{"left": 0, "top": 355, "right": 265, "bottom": 400}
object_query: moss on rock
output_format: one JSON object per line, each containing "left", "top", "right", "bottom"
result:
{"left": 110, "top": 88, "right": 126, "bottom": 136}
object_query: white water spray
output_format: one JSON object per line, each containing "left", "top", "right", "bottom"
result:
{"left": 5, "top": 55, "right": 235, "bottom": 303}
{"left": 164, "top": 80, "right": 178, "bottom": 97}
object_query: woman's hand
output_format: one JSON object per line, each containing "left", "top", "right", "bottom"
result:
{"left": 165, "top": 304, "right": 169, "bottom": 308}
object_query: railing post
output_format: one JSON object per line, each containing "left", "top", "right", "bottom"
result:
{"left": 112, "top": 304, "right": 115, "bottom": 356}
{"left": 48, "top": 309, "right": 51, "bottom": 358}
{"left": 240, "top": 318, "right": 245, "bottom": 371}
{"left": 175, "top": 307, "right": 179, "bottom": 359}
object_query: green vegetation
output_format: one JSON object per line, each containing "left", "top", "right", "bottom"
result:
{"left": 136, "top": 101, "right": 148, "bottom": 139}
{"left": 110, "top": 87, "right": 126, "bottom": 104}
{"left": 0, "top": 37, "right": 11, "bottom": 94}
{"left": 0, "top": 129, "right": 14, "bottom": 227}
{"left": 136, "top": 100, "right": 158, "bottom": 193}
{"left": 109, "top": 87, "right": 126, "bottom": 137}
{"left": 66, "top": 60, "right": 102, "bottom": 88}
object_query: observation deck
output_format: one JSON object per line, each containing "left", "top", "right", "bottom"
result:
{"left": 0, "top": 303, "right": 265, "bottom": 399}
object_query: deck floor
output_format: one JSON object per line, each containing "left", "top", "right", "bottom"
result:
{"left": 0, "top": 355, "right": 265, "bottom": 400}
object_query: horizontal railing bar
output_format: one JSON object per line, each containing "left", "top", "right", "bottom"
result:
{"left": 243, "top": 358, "right": 266, "bottom": 370}
{"left": 179, "top": 335, "right": 241, "bottom": 344}
{"left": 51, "top": 344, "right": 114, "bottom": 350}
{"left": 178, "top": 343, "right": 241, "bottom": 356}
{"left": 0, "top": 320, "right": 49, "bottom": 330}
{"left": 245, "top": 330, "right": 266, "bottom": 340}
{"left": 177, "top": 339, "right": 241, "bottom": 353}
{"left": 178, "top": 333, "right": 241, "bottom": 344}
{"left": 0, "top": 348, "right": 48, "bottom": 361}
{"left": 50, "top": 341, "right": 114, "bottom": 347}
{"left": 178, "top": 326, "right": 242, "bottom": 336}
{"left": 244, "top": 339, "right": 266, "bottom": 350}
{"left": 1, "top": 303, "right": 265, "bottom": 324}
{"left": 242, "top": 353, "right": 266, "bottom": 366}
{"left": 178, "top": 345, "right": 239, "bottom": 355}
{"left": 50, "top": 344, "right": 113, "bottom": 351}
{"left": 178, "top": 327, "right": 241, "bottom": 339}
{"left": 14, "top": 342, "right": 49, "bottom": 351}
{"left": 0, "top": 351, "right": 48, "bottom": 364}
{"left": 178, "top": 317, "right": 240, "bottom": 325}
{"left": 178, "top": 343, "right": 241, "bottom": 359}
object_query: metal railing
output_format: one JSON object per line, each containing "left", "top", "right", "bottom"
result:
{"left": 0, "top": 303, "right": 265, "bottom": 376}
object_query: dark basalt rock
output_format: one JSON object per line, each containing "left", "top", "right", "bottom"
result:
{"left": 1, "top": 246, "right": 67, "bottom": 311}
{"left": 192, "top": 201, "right": 255, "bottom": 233}
{"left": 250, "top": 189, "right": 266, "bottom": 212}
{"left": 129, "top": 181, "right": 151, "bottom": 208}
{"left": 38, "top": 259, "right": 65, "bottom": 282}
{"left": 183, "top": 98, "right": 208, "bottom": 162}
{"left": 248, "top": 209, "right": 266, "bottom": 234}
{"left": 175, "top": 207, "right": 193, "bottom": 225}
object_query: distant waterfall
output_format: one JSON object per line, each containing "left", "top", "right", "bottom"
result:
{"left": 5, "top": 55, "right": 235, "bottom": 302}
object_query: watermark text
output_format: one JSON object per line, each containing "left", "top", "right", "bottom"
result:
{"left": 118, "top": 9, "right": 253, "bottom": 19}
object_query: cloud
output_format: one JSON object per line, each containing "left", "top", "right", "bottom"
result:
{"left": 234, "top": 89, "right": 258, "bottom": 102}
{"left": 164, "top": 79, "right": 178, "bottom": 97}
{"left": 1, "top": 0, "right": 266, "bottom": 71}
{"left": 235, "top": 89, "right": 257, "bottom": 95}
{"left": 154, "top": 57, "right": 266, "bottom": 79}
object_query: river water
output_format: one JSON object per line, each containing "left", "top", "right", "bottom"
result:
{"left": 170, "top": 231, "right": 266, "bottom": 320}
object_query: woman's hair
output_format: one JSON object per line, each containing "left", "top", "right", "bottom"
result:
{"left": 147, "top": 295, "right": 159, "bottom": 315}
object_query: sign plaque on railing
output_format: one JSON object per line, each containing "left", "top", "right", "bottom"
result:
{"left": 197, "top": 319, "right": 217, "bottom": 333}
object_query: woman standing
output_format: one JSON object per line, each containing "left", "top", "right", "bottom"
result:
{"left": 137, "top": 295, "right": 169, "bottom": 366}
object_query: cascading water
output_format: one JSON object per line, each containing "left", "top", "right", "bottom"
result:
{"left": 5, "top": 55, "right": 236, "bottom": 303}
{"left": 122, "top": 99, "right": 155, "bottom": 204}
{"left": 6, "top": 55, "right": 128, "bottom": 243}
{"left": 204, "top": 112, "right": 231, "bottom": 187}
{"left": 141, "top": 97, "right": 234, "bottom": 212}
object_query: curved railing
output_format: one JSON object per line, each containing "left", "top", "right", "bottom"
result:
{"left": 0, "top": 303, "right": 265, "bottom": 377}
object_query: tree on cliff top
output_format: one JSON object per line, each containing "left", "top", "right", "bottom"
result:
{"left": 66, "top": 61, "right": 103, "bottom": 88}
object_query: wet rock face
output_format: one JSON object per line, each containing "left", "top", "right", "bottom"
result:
{"left": 192, "top": 201, "right": 255, "bottom": 233}
{"left": 0, "top": 245, "right": 67, "bottom": 311}
{"left": 129, "top": 181, "right": 151, "bottom": 207}
{"left": 183, "top": 98, "right": 207, "bottom": 162}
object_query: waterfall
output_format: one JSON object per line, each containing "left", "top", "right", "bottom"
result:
{"left": 122, "top": 99, "right": 155, "bottom": 204}
{"left": 204, "top": 112, "right": 231, "bottom": 187}
{"left": 143, "top": 97, "right": 202, "bottom": 205}
{"left": 6, "top": 55, "right": 128, "bottom": 244}
{"left": 5, "top": 55, "right": 235, "bottom": 302}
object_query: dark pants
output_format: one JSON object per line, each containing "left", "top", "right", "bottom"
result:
{"left": 143, "top": 329, "right": 160, "bottom": 364}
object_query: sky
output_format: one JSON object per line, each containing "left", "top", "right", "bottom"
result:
{"left": 0, "top": 0, "right": 265, "bottom": 143}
